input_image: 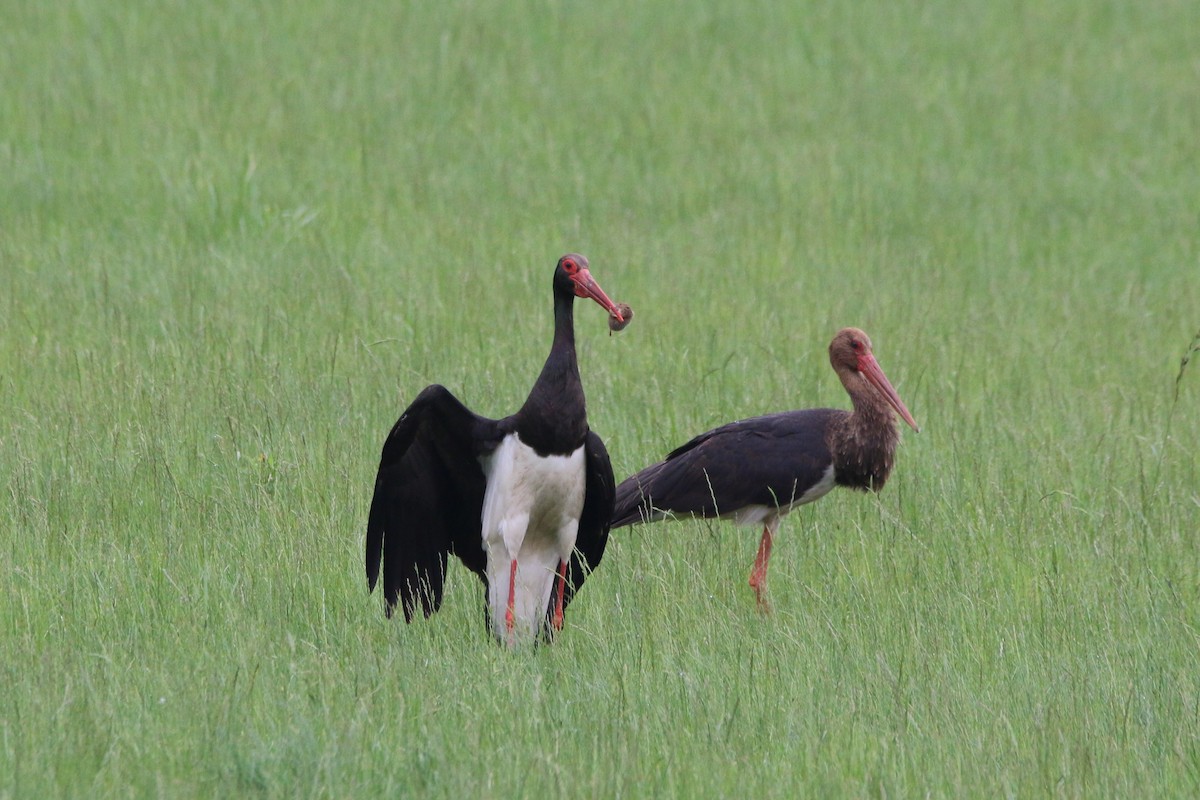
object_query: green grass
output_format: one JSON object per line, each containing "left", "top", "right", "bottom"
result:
{"left": 3, "top": 0, "right": 1199, "bottom": 796}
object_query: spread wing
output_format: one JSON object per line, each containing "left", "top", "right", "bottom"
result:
{"left": 366, "top": 384, "right": 497, "bottom": 621}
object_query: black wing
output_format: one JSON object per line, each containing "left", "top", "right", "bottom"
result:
{"left": 558, "top": 430, "right": 615, "bottom": 617}
{"left": 611, "top": 409, "right": 840, "bottom": 526}
{"left": 366, "top": 384, "right": 497, "bottom": 621}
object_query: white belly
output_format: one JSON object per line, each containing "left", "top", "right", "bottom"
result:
{"left": 479, "top": 433, "right": 586, "bottom": 643}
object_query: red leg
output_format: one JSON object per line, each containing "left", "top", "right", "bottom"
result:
{"left": 551, "top": 560, "right": 568, "bottom": 631}
{"left": 748, "top": 523, "right": 775, "bottom": 613}
{"left": 504, "top": 559, "right": 518, "bottom": 632}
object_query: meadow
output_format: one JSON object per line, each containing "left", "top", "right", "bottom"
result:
{"left": 2, "top": 0, "right": 1199, "bottom": 796}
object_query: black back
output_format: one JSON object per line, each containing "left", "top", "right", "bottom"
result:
{"left": 611, "top": 409, "right": 841, "bottom": 526}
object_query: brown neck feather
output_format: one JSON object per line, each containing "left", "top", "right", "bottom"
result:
{"left": 828, "top": 370, "right": 901, "bottom": 492}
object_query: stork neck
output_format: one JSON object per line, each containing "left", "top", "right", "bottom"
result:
{"left": 830, "top": 389, "right": 900, "bottom": 492}
{"left": 515, "top": 291, "right": 587, "bottom": 455}
{"left": 849, "top": 386, "right": 899, "bottom": 433}
{"left": 551, "top": 288, "right": 577, "bottom": 352}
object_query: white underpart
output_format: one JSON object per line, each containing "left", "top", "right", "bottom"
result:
{"left": 479, "top": 433, "right": 585, "bottom": 643}
{"left": 725, "top": 464, "right": 836, "bottom": 527}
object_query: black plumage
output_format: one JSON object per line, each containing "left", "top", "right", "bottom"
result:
{"left": 365, "top": 254, "right": 625, "bottom": 642}
{"left": 611, "top": 328, "right": 918, "bottom": 610}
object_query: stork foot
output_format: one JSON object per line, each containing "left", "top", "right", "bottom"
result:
{"left": 750, "top": 579, "right": 773, "bottom": 615}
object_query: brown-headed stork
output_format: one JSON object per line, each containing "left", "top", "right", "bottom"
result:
{"left": 611, "top": 327, "right": 918, "bottom": 611}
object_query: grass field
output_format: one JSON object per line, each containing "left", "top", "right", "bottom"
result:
{"left": 3, "top": 0, "right": 1199, "bottom": 796}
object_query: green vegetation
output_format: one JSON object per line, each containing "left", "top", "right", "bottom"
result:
{"left": 3, "top": 0, "right": 1198, "bottom": 796}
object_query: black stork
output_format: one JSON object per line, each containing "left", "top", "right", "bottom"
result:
{"left": 365, "top": 254, "right": 627, "bottom": 644}
{"left": 610, "top": 327, "right": 918, "bottom": 611}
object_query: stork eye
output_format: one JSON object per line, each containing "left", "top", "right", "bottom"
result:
{"left": 850, "top": 339, "right": 862, "bottom": 351}
{"left": 562, "top": 258, "right": 577, "bottom": 273}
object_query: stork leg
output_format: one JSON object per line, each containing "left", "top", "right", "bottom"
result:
{"left": 748, "top": 518, "right": 779, "bottom": 613}
{"left": 504, "top": 559, "right": 518, "bottom": 633}
{"left": 551, "top": 560, "right": 568, "bottom": 631}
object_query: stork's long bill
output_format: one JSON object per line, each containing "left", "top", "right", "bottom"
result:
{"left": 858, "top": 352, "right": 920, "bottom": 432}
{"left": 572, "top": 268, "right": 624, "bottom": 323}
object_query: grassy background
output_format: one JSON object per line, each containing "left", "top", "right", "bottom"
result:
{"left": 3, "top": 0, "right": 1199, "bottom": 796}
